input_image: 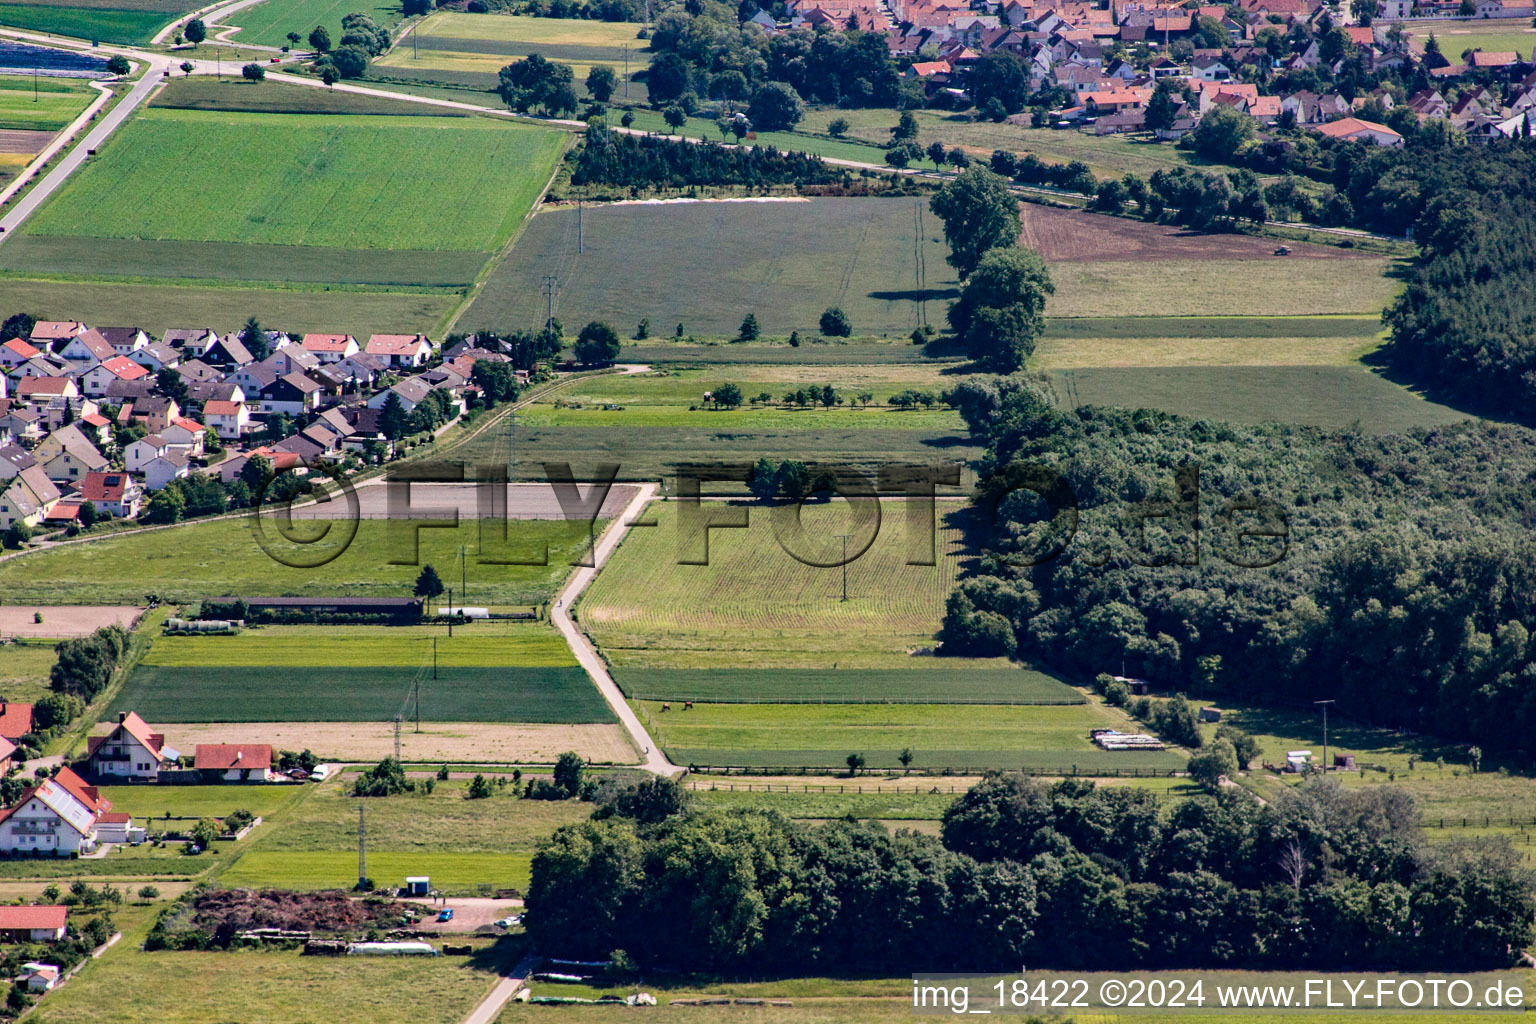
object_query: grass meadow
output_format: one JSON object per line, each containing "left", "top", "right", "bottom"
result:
{"left": 0, "top": 75, "right": 95, "bottom": 132}
{"left": 0, "top": 637, "right": 59, "bottom": 703}
{"left": 0, "top": 517, "right": 594, "bottom": 604}
{"left": 1397, "top": 19, "right": 1536, "bottom": 59}
{"left": 0, "top": 0, "right": 199, "bottom": 43}
{"left": 22, "top": 109, "right": 564, "bottom": 252}
{"left": 1044, "top": 258, "right": 1395, "bottom": 318}
{"left": 218, "top": 849, "right": 533, "bottom": 893}
{"left": 640, "top": 699, "right": 1184, "bottom": 773}
{"left": 0, "top": 275, "right": 461, "bottom": 336}
{"left": 148, "top": 77, "right": 475, "bottom": 117}
{"left": 580, "top": 500, "right": 971, "bottom": 669}
{"left": 95, "top": 784, "right": 304, "bottom": 821}
{"left": 222, "top": 0, "right": 403, "bottom": 49}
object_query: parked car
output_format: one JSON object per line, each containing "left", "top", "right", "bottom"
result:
{"left": 437, "top": 908, "right": 454, "bottom": 922}
{"left": 493, "top": 915, "right": 521, "bottom": 929}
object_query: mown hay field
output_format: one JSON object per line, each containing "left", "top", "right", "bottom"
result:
{"left": 581, "top": 501, "right": 972, "bottom": 668}
{"left": 149, "top": 77, "right": 475, "bottom": 117}
{"left": 613, "top": 667, "right": 1082, "bottom": 704}
{"left": 0, "top": 517, "right": 595, "bottom": 605}
{"left": 22, "top": 109, "right": 565, "bottom": 253}
{"left": 641, "top": 700, "right": 1186, "bottom": 772}
{"left": 160, "top": 720, "right": 636, "bottom": 763}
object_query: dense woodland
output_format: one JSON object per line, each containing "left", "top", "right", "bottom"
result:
{"left": 938, "top": 377, "right": 1536, "bottom": 757}
{"left": 527, "top": 776, "right": 1535, "bottom": 971}
{"left": 1384, "top": 188, "right": 1536, "bottom": 416}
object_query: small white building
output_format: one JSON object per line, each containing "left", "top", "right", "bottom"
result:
{"left": 142, "top": 452, "right": 190, "bottom": 492}
{"left": 17, "top": 962, "right": 60, "bottom": 993}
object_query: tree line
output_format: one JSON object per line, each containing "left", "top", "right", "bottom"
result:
{"left": 526, "top": 774, "right": 1535, "bottom": 972}
{"left": 570, "top": 131, "right": 846, "bottom": 190}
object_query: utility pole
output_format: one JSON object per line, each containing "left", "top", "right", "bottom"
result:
{"left": 459, "top": 543, "right": 468, "bottom": 607}
{"left": 1315, "top": 699, "right": 1335, "bottom": 774}
{"left": 357, "top": 804, "right": 367, "bottom": 889}
{"left": 623, "top": 44, "right": 630, "bottom": 99}
{"left": 541, "top": 274, "right": 557, "bottom": 336}
{"left": 393, "top": 714, "right": 402, "bottom": 761}
{"left": 577, "top": 188, "right": 583, "bottom": 254}
{"left": 413, "top": 19, "right": 418, "bottom": 59}
{"left": 33, "top": 66, "right": 38, "bottom": 103}
{"left": 414, "top": 671, "right": 422, "bottom": 733}
{"left": 837, "top": 533, "right": 851, "bottom": 602}
{"left": 432, "top": 636, "right": 437, "bottom": 680}
{"left": 217, "top": 48, "right": 222, "bottom": 80}
{"left": 447, "top": 587, "right": 454, "bottom": 638}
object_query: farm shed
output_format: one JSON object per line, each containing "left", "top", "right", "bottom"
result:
{"left": 1199, "top": 706, "right": 1222, "bottom": 722}
{"left": 347, "top": 941, "right": 438, "bottom": 956}
{"left": 1112, "top": 675, "right": 1152, "bottom": 695}
{"left": 203, "top": 596, "right": 424, "bottom": 624}
{"left": 405, "top": 877, "right": 430, "bottom": 897}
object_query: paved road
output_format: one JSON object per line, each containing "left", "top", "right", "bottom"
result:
{"left": 0, "top": 54, "right": 167, "bottom": 239}
{"left": 462, "top": 954, "right": 540, "bottom": 1024}
{"left": 550, "top": 482, "right": 673, "bottom": 775}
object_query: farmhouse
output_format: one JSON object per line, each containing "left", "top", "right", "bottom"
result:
{"left": 87, "top": 712, "right": 178, "bottom": 782}
{"left": 0, "top": 767, "right": 115, "bottom": 857}
{"left": 193, "top": 744, "right": 276, "bottom": 783}
{"left": 0, "top": 906, "right": 67, "bottom": 943}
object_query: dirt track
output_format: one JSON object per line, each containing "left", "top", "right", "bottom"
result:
{"left": 1018, "top": 203, "right": 1375, "bottom": 262}
{"left": 0, "top": 605, "right": 144, "bottom": 638}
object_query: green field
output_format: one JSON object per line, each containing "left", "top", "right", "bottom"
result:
{"left": 1053, "top": 365, "right": 1469, "bottom": 431}
{"left": 1398, "top": 19, "right": 1536, "bottom": 60}
{"left": 643, "top": 700, "right": 1186, "bottom": 772}
{"left": 607, "top": 106, "right": 917, "bottom": 165}
{"left": 0, "top": 0, "right": 199, "bottom": 43}
{"left": 24, "top": 108, "right": 563, "bottom": 252}
{"left": 220, "top": 849, "right": 533, "bottom": 892}
{"left": 1045, "top": 258, "right": 1396, "bottom": 318}
{"left": 0, "top": 638, "right": 59, "bottom": 704}
{"left": 0, "top": 76, "right": 95, "bottom": 132}
{"left": 0, "top": 517, "right": 594, "bottom": 604}
{"left": 1033, "top": 329, "right": 1382, "bottom": 369}
{"left": 614, "top": 667, "right": 1083, "bottom": 704}
{"left": 111, "top": 664, "right": 609, "bottom": 723}
{"left": 142, "top": 623, "right": 577, "bottom": 668}
{"left": 223, "top": 0, "right": 403, "bottom": 50}
{"left": 581, "top": 501, "right": 972, "bottom": 669}
{"left": 95, "top": 784, "right": 304, "bottom": 821}
{"left": 149, "top": 77, "right": 473, "bottom": 117}
{"left": 460, "top": 197, "right": 956, "bottom": 338}
{"left": 256, "top": 779, "right": 589, "bottom": 852}
{"left": 691, "top": 786, "right": 958, "bottom": 820}
{"left": 32, "top": 940, "right": 513, "bottom": 1024}
{"left": 621, "top": 340, "right": 959, "bottom": 364}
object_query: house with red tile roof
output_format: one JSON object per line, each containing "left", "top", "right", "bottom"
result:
{"left": 1315, "top": 115, "right": 1403, "bottom": 146}
{"left": 364, "top": 334, "right": 434, "bottom": 369}
{"left": 0, "top": 338, "right": 39, "bottom": 370}
{"left": 0, "top": 906, "right": 66, "bottom": 942}
{"left": 79, "top": 471, "right": 142, "bottom": 519}
{"left": 27, "top": 322, "right": 87, "bottom": 348}
{"left": 87, "top": 712, "right": 177, "bottom": 782}
{"left": 0, "top": 766, "right": 113, "bottom": 856}
{"left": 300, "top": 334, "right": 359, "bottom": 364}
{"left": 194, "top": 744, "right": 275, "bottom": 782}
{"left": 81, "top": 355, "right": 150, "bottom": 398}
{"left": 0, "top": 702, "right": 34, "bottom": 740}
{"left": 202, "top": 399, "right": 249, "bottom": 440}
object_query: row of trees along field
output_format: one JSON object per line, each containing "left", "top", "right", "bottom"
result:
{"left": 569, "top": 130, "right": 847, "bottom": 189}
{"left": 527, "top": 775, "right": 1535, "bottom": 971}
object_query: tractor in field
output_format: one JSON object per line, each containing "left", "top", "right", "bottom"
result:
{"left": 1273, "top": 245, "right": 1292, "bottom": 256}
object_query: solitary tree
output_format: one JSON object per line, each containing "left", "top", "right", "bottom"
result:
{"left": 184, "top": 18, "right": 206, "bottom": 45}
{"left": 180, "top": 61, "right": 194, "bottom": 76}
{"left": 286, "top": 31, "right": 302, "bottom": 48}
{"left": 846, "top": 752, "right": 866, "bottom": 776}
{"left": 662, "top": 105, "right": 687, "bottom": 132}
{"left": 241, "top": 62, "right": 265, "bottom": 82}
{"left": 828, "top": 117, "right": 850, "bottom": 137}
{"left": 320, "top": 66, "right": 339, "bottom": 87}
{"left": 927, "top": 139, "right": 947, "bottom": 169}
{"left": 105, "top": 54, "right": 130, "bottom": 76}
{"left": 414, "top": 564, "right": 445, "bottom": 600}
{"left": 573, "top": 321, "right": 621, "bottom": 365}
{"left": 737, "top": 313, "right": 759, "bottom": 341}
{"left": 712, "top": 382, "right": 743, "bottom": 408}
{"left": 309, "top": 25, "right": 331, "bottom": 52}
{"left": 898, "top": 748, "right": 915, "bottom": 772}
{"left": 891, "top": 109, "right": 918, "bottom": 141}
{"left": 553, "top": 751, "right": 584, "bottom": 797}
{"left": 819, "top": 307, "right": 852, "bottom": 337}
{"left": 746, "top": 81, "right": 804, "bottom": 131}
{"left": 586, "top": 65, "right": 616, "bottom": 103}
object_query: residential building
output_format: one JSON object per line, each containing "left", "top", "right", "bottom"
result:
{"left": 1315, "top": 116, "right": 1403, "bottom": 145}
{"left": 202, "top": 399, "right": 249, "bottom": 440}
{"left": 364, "top": 334, "right": 433, "bottom": 368}
{"left": 142, "top": 452, "right": 191, "bottom": 492}
{"left": 0, "top": 906, "right": 67, "bottom": 943}
{"left": 160, "top": 416, "right": 206, "bottom": 456}
{"left": 0, "top": 467, "right": 60, "bottom": 529}
{"left": 0, "top": 766, "right": 114, "bottom": 857}
{"left": 300, "top": 334, "right": 359, "bottom": 364}
{"left": 194, "top": 744, "right": 276, "bottom": 782}
{"left": 124, "top": 435, "right": 169, "bottom": 473}
{"left": 86, "top": 712, "right": 177, "bottom": 782}
{"left": 79, "top": 471, "right": 143, "bottom": 519}
{"left": 0, "top": 702, "right": 34, "bottom": 740}
{"left": 35, "top": 424, "right": 107, "bottom": 484}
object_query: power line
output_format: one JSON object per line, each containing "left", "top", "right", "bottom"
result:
{"left": 541, "top": 274, "right": 558, "bottom": 334}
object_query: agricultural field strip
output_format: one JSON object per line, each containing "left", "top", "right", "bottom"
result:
{"left": 21, "top": 109, "right": 565, "bottom": 253}
{"left": 613, "top": 667, "right": 1085, "bottom": 704}
{"left": 140, "top": 626, "right": 579, "bottom": 668}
